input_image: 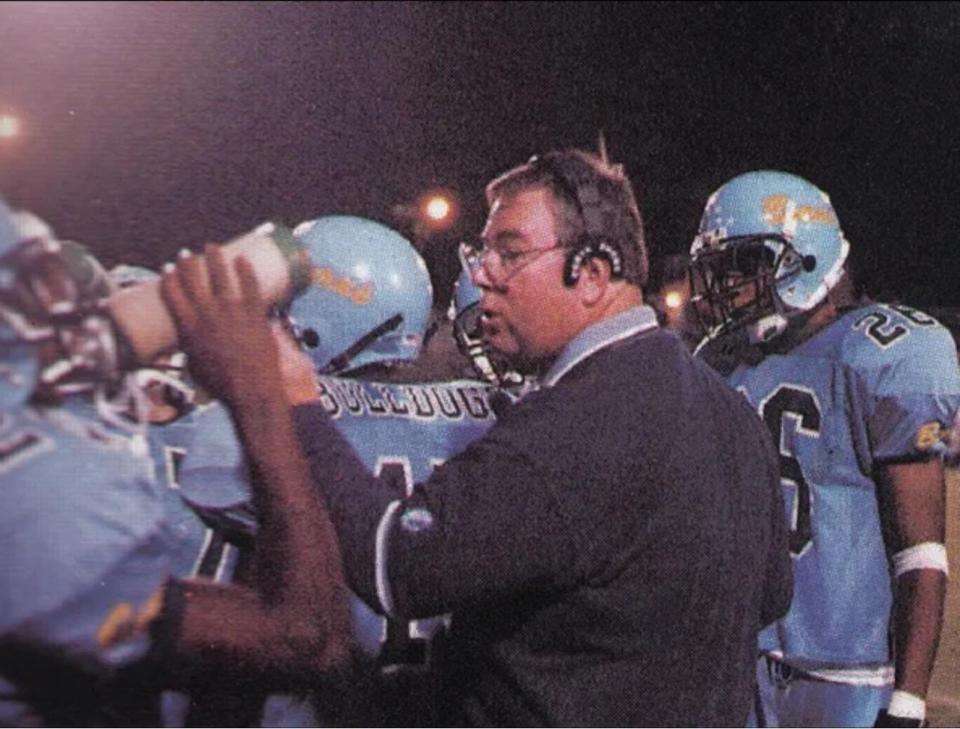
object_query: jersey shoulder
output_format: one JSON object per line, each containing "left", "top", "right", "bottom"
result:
{"left": 177, "top": 402, "right": 253, "bottom": 532}
{"left": 0, "top": 405, "right": 167, "bottom": 635}
{"left": 831, "top": 303, "right": 959, "bottom": 387}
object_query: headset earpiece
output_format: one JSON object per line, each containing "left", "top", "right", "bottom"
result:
{"left": 563, "top": 239, "right": 625, "bottom": 287}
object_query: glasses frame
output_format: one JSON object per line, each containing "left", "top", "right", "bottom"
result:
{"left": 459, "top": 240, "right": 565, "bottom": 285}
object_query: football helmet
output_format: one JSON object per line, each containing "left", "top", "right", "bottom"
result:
{"left": 13, "top": 211, "right": 115, "bottom": 301}
{"left": 286, "top": 216, "right": 432, "bottom": 373}
{"left": 688, "top": 170, "right": 849, "bottom": 344}
{"left": 452, "top": 257, "right": 499, "bottom": 383}
{"left": 59, "top": 240, "right": 114, "bottom": 300}
{"left": 0, "top": 202, "right": 85, "bottom": 409}
{"left": 0, "top": 199, "right": 38, "bottom": 410}
{"left": 0, "top": 206, "right": 137, "bottom": 410}
{"left": 451, "top": 248, "right": 526, "bottom": 388}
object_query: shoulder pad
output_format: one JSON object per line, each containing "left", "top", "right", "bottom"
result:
{"left": 838, "top": 303, "right": 957, "bottom": 370}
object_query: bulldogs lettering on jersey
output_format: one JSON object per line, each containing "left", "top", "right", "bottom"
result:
{"left": 314, "top": 377, "right": 493, "bottom": 421}
{"left": 725, "top": 304, "right": 960, "bottom": 676}
{"left": 178, "top": 376, "right": 496, "bottom": 665}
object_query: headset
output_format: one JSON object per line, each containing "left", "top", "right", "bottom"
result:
{"left": 525, "top": 153, "right": 625, "bottom": 287}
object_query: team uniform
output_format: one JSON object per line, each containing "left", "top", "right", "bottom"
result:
{"left": 0, "top": 392, "right": 263, "bottom": 727}
{"left": 146, "top": 404, "right": 262, "bottom": 727}
{"left": 0, "top": 396, "right": 169, "bottom": 726}
{"left": 179, "top": 373, "right": 497, "bottom": 724}
{"left": 290, "top": 308, "right": 791, "bottom": 726}
{"left": 724, "top": 303, "right": 960, "bottom": 726}
{"left": 687, "top": 170, "right": 960, "bottom": 726}
{"left": 147, "top": 405, "right": 241, "bottom": 584}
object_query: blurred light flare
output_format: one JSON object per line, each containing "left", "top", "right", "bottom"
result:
{"left": 664, "top": 290, "right": 684, "bottom": 309}
{"left": 0, "top": 115, "right": 20, "bottom": 139}
{"left": 423, "top": 195, "right": 451, "bottom": 222}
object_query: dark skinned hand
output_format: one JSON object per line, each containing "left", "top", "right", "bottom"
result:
{"left": 159, "top": 244, "right": 279, "bottom": 405}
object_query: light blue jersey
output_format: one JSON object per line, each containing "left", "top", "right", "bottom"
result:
{"left": 726, "top": 304, "right": 960, "bottom": 679}
{"left": 0, "top": 398, "right": 168, "bottom": 726}
{"left": 145, "top": 405, "right": 251, "bottom": 727}
{"left": 179, "top": 375, "right": 496, "bottom": 721}
{"left": 147, "top": 405, "right": 240, "bottom": 583}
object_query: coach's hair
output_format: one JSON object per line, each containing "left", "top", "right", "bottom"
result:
{"left": 485, "top": 149, "right": 649, "bottom": 287}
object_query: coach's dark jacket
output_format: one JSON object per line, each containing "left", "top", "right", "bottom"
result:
{"left": 294, "top": 305, "right": 792, "bottom": 726}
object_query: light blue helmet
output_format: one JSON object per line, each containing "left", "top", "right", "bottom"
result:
{"left": 287, "top": 216, "right": 432, "bottom": 373}
{"left": 450, "top": 247, "right": 525, "bottom": 387}
{"left": 0, "top": 205, "right": 128, "bottom": 410}
{"left": 689, "top": 170, "right": 849, "bottom": 343}
{"left": 0, "top": 199, "right": 46, "bottom": 410}
{"left": 0, "top": 198, "right": 21, "bottom": 259}
{"left": 453, "top": 256, "right": 481, "bottom": 321}
{"left": 451, "top": 251, "right": 502, "bottom": 384}
{"left": 10, "top": 210, "right": 113, "bottom": 301}
{"left": 0, "top": 196, "right": 36, "bottom": 410}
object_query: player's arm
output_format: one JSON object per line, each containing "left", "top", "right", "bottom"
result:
{"left": 875, "top": 458, "right": 948, "bottom": 726}
{"left": 157, "top": 246, "right": 352, "bottom": 685}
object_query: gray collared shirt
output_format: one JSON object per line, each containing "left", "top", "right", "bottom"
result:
{"left": 541, "top": 304, "right": 659, "bottom": 388}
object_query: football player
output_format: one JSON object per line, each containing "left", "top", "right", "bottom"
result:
{"left": 0, "top": 203, "right": 350, "bottom": 726}
{"left": 107, "top": 263, "right": 252, "bottom": 725}
{"left": 688, "top": 171, "right": 960, "bottom": 727}
{"left": 177, "top": 216, "right": 499, "bottom": 725}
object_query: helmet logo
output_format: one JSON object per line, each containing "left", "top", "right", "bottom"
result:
{"left": 310, "top": 266, "right": 374, "bottom": 305}
{"left": 762, "top": 195, "right": 836, "bottom": 228}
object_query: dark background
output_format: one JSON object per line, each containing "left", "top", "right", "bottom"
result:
{"left": 1, "top": 1, "right": 958, "bottom": 306}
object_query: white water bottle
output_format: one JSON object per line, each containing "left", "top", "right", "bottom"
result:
{"left": 106, "top": 222, "right": 310, "bottom": 366}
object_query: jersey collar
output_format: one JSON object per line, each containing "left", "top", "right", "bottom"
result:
{"left": 541, "top": 305, "right": 659, "bottom": 388}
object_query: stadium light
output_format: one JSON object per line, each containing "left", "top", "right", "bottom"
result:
{"left": 0, "top": 115, "right": 20, "bottom": 139}
{"left": 424, "top": 195, "right": 451, "bottom": 223}
{"left": 664, "top": 290, "right": 684, "bottom": 310}
{"left": 417, "top": 190, "right": 458, "bottom": 232}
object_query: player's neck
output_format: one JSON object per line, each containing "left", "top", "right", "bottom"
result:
{"left": 766, "top": 301, "right": 838, "bottom": 354}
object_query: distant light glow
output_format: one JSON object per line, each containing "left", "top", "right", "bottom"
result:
{"left": 664, "top": 290, "right": 684, "bottom": 309}
{"left": 0, "top": 115, "right": 20, "bottom": 139}
{"left": 424, "top": 195, "right": 451, "bottom": 222}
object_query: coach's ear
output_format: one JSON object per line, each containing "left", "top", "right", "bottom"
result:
{"left": 577, "top": 254, "right": 615, "bottom": 307}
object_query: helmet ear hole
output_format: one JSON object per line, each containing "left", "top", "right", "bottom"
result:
{"left": 301, "top": 328, "right": 320, "bottom": 349}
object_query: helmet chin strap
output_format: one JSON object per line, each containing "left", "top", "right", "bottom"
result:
{"left": 319, "top": 313, "right": 404, "bottom": 375}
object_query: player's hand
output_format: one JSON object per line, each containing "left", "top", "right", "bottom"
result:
{"left": 272, "top": 321, "right": 319, "bottom": 406}
{"left": 160, "top": 244, "right": 279, "bottom": 403}
{"left": 875, "top": 709, "right": 927, "bottom": 728}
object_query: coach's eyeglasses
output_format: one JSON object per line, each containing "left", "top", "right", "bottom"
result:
{"left": 459, "top": 239, "right": 564, "bottom": 285}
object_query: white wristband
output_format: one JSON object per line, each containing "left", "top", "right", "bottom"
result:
{"left": 888, "top": 690, "right": 926, "bottom": 721}
{"left": 892, "top": 542, "right": 949, "bottom": 579}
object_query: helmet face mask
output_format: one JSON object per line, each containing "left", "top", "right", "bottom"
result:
{"left": 0, "top": 238, "right": 82, "bottom": 407}
{"left": 0, "top": 236, "right": 130, "bottom": 407}
{"left": 451, "top": 251, "right": 523, "bottom": 387}
{"left": 452, "top": 264, "right": 498, "bottom": 384}
{"left": 689, "top": 234, "right": 791, "bottom": 340}
{"left": 689, "top": 170, "right": 850, "bottom": 345}
{"left": 1, "top": 238, "right": 80, "bottom": 323}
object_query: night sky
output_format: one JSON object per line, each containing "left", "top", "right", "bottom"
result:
{"left": 1, "top": 1, "right": 958, "bottom": 306}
